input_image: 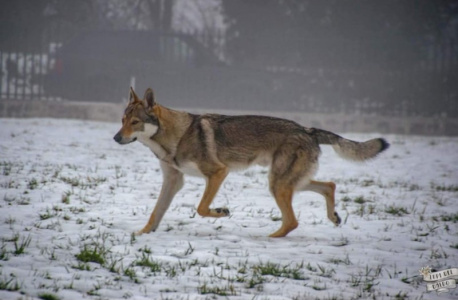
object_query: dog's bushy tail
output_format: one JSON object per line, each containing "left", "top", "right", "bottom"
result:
{"left": 312, "top": 128, "right": 389, "bottom": 161}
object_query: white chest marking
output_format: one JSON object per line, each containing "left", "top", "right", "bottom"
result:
{"left": 134, "top": 124, "right": 205, "bottom": 178}
{"left": 133, "top": 124, "right": 168, "bottom": 159}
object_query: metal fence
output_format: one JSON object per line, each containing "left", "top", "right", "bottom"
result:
{"left": 1, "top": 30, "right": 457, "bottom": 117}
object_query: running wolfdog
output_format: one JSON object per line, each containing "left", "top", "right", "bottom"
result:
{"left": 114, "top": 87, "right": 389, "bottom": 237}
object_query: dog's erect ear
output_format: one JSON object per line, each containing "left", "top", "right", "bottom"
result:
{"left": 129, "top": 87, "right": 140, "bottom": 104}
{"left": 143, "top": 88, "right": 155, "bottom": 109}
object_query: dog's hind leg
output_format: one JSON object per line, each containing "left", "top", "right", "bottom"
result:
{"left": 268, "top": 145, "right": 313, "bottom": 237}
{"left": 136, "top": 161, "right": 184, "bottom": 235}
{"left": 196, "top": 167, "right": 230, "bottom": 218}
{"left": 269, "top": 182, "right": 298, "bottom": 238}
{"left": 300, "top": 180, "right": 341, "bottom": 226}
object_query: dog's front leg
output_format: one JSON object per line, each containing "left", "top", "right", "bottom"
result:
{"left": 136, "top": 161, "right": 184, "bottom": 235}
{"left": 196, "top": 167, "right": 229, "bottom": 218}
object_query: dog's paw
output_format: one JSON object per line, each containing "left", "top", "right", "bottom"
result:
{"left": 333, "top": 212, "right": 342, "bottom": 226}
{"left": 214, "top": 207, "right": 230, "bottom": 217}
{"left": 135, "top": 227, "right": 155, "bottom": 236}
{"left": 134, "top": 230, "right": 144, "bottom": 236}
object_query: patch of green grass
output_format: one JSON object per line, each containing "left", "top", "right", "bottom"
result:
{"left": 87, "top": 287, "right": 100, "bottom": 296}
{"left": 349, "top": 264, "right": 382, "bottom": 297}
{"left": 5, "top": 216, "right": 16, "bottom": 226}
{"left": 409, "top": 184, "right": 421, "bottom": 191}
{"left": 1, "top": 161, "right": 13, "bottom": 176}
{"left": 27, "top": 178, "right": 39, "bottom": 190}
{"left": 60, "top": 176, "right": 107, "bottom": 189}
{"left": 198, "top": 282, "right": 238, "bottom": 296}
{"left": 130, "top": 232, "right": 136, "bottom": 245}
{"left": 123, "top": 266, "right": 138, "bottom": 283}
{"left": 328, "top": 254, "right": 352, "bottom": 265}
{"left": 86, "top": 176, "right": 107, "bottom": 186}
{"left": 354, "top": 196, "right": 367, "bottom": 204}
{"left": 0, "top": 244, "right": 9, "bottom": 261}
{"left": 38, "top": 293, "right": 60, "bottom": 300}
{"left": 237, "top": 260, "right": 308, "bottom": 290}
{"left": 0, "top": 274, "right": 21, "bottom": 291}
{"left": 394, "top": 291, "right": 409, "bottom": 300}
{"left": 385, "top": 205, "right": 409, "bottom": 216}
{"left": 306, "top": 262, "right": 317, "bottom": 272}
{"left": 316, "top": 263, "right": 336, "bottom": 278}
{"left": 69, "top": 207, "right": 86, "bottom": 214}
{"left": 39, "top": 208, "right": 58, "bottom": 220}
{"left": 13, "top": 234, "right": 32, "bottom": 255}
{"left": 75, "top": 245, "right": 106, "bottom": 265}
{"left": 252, "top": 261, "right": 306, "bottom": 280}
{"left": 72, "top": 261, "right": 91, "bottom": 271}
{"left": 60, "top": 176, "right": 81, "bottom": 187}
{"left": 160, "top": 288, "right": 177, "bottom": 293}
{"left": 134, "top": 252, "right": 162, "bottom": 273}
{"left": 341, "top": 196, "right": 351, "bottom": 202}
{"left": 61, "top": 191, "right": 72, "bottom": 204}
{"left": 165, "top": 265, "right": 178, "bottom": 278}
{"left": 184, "top": 242, "right": 195, "bottom": 256}
{"left": 362, "top": 180, "right": 375, "bottom": 187}
{"left": 245, "top": 273, "right": 264, "bottom": 290}
{"left": 138, "top": 245, "right": 152, "bottom": 254}
{"left": 434, "top": 184, "right": 458, "bottom": 192}
{"left": 430, "top": 247, "right": 448, "bottom": 259}
{"left": 433, "top": 213, "right": 458, "bottom": 223}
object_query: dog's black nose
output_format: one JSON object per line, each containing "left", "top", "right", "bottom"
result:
{"left": 113, "top": 133, "right": 122, "bottom": 143}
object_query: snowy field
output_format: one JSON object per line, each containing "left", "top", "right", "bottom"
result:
{"left": 0, "top": 117, "right": 457, "bottom": 300}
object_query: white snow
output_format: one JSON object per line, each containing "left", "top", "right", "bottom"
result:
{"left": 0, "top": 117, "right": 457, "bottom": 300}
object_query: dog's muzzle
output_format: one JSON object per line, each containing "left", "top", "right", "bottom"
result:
{"left": 113, "top": 132, "right": 136, "bottom": 144}
{"left": 113, "top": 132, "right": 123, "bottom": 143}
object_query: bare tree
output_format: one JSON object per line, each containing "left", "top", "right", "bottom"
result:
{"left": 94, "top": 0, "right": 173, "bottom": 30}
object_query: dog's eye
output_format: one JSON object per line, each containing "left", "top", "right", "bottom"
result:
{"left": 131, "top": 120, "right": 139, "bottom": 125}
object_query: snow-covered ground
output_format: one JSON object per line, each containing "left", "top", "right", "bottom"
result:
{"left": 0, "top": 118, "right": 457, "bottom": 300}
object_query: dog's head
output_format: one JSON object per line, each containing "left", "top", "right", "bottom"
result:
{"left": 113, "top": 87, "right": 160, "bottom": 145}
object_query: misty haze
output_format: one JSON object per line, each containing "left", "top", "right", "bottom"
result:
{"left": 1, "top": 0, "right": 457, "bottom": 134}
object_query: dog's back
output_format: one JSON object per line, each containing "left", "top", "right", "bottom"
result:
{"left": 175, "top": 113, "right": 387, "bottom": 173}
{"left": 175, "top": 114, "right": 318, "bottom": 170}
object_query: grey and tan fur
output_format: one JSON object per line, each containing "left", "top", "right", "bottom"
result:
{"left": 114, "top": 87, "right": 389, "bottom": 237}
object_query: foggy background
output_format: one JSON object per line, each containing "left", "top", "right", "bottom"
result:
{"left": 1, "top": 0, "right": 457, "bottom": 132}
